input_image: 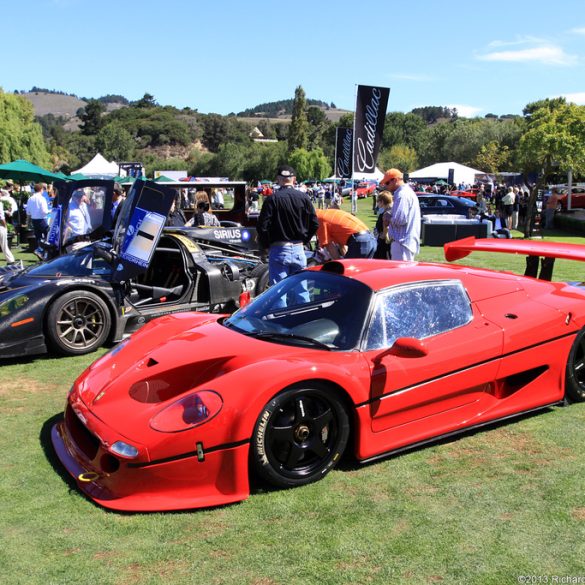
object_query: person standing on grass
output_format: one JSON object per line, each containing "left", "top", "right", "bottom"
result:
{"left": 0, "top": 203, "right": 15, "bottom": 264}
{"left": 257, "top": 165, "right": 318, "bottom": 286}
{"left": 379, "top": 168, "right": 421, "bottom": 261}
{"left": 26, "top": 183, "right": 49, "bottom": 251}
{"left": 544, "top": 188, "right": 560, "bottom": 230}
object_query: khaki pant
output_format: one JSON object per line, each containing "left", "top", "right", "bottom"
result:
{"left": 0, "top": 225, "right": 15, "bottom": 263}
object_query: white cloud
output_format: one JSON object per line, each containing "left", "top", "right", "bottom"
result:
{"left": 559, "top": 92, "right": 585, "bottom": 105}
{"left": 446, "top": 104, "right": 483, "bottom": 118}
{"left": 478, "top": 44, "right": 577, "bottom": 66}
{"left": 569, "top": 27, "right": 585, "bottom": 35}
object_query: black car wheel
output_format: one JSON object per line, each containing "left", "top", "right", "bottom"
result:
{"left": 250, "top": 264, "right": 269, "bottom": 296}
{"left": 47, "top": 291, "right": 111, "bottom": 356}
{"left": 252, "top": 384, "right": 350, "bottom": 488}
{"left": 565, "top": 327, "right": 585, "bottom": 402}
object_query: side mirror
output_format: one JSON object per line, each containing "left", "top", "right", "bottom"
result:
{"left": 375, "top": 337, "right": 428, "bottom": 360}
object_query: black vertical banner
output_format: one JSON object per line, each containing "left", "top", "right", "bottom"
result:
{"left": 353, "top": 85, "right": 390, "bottom": 174}
{"left": 335, "top": 128, "right": 353, "bottom": 178}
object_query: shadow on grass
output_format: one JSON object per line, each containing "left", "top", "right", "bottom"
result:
{"left": 336, "top": 403, "right": 561, "bottom": 474}
{"left": 37, "top": 401, "right": 564, "bottom": 515}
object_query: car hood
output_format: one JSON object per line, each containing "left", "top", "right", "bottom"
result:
{"left": 73, "top": 312, "right": 306, "bottom": 431}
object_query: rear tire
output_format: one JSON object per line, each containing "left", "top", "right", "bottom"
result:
{"left": 565, "top": 327, "right": 585, "bottom": 402}
{"left": 47, "top": 291, "right": 111, "bottom": 356}
{"left": 251, "top": 384, "right": 349, "bottom": 488}
{"left": 250, "top": 264, "right": 269, "bottom": 297}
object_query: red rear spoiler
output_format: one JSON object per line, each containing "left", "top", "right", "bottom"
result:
{"left": 444, "top": 237, "right": 585, "bottom": 263}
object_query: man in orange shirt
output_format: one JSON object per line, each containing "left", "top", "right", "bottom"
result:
{"left": 315, "top": 208, "right": 377, "bottom": 259}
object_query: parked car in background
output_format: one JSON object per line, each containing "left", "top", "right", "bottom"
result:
{"left": 356, "top": 181, "right": 377, "bottom": 198}
{"left": 417, "top": 194, "right": 477, "bottom": 217}
{"left": 556, "top": 187, "right": 585, "bottom": 211}
{"left": 0, "top": 180, "right": 267, "bottom": 359}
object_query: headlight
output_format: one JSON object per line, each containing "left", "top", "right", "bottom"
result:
{"left": 150, "top": 390, "right": 223, "bottom": 433}
{"left": 0, "top": 294, "right": 29, "bottom": 318}
{"left": 110, "top": 441, "right": 139, "bottom": 458}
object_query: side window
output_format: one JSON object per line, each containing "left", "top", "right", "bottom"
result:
{"left": 365, "top": 281, "right": 472, "bottom": 350}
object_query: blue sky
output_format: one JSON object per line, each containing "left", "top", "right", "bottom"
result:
{"left": 3, "top": 0, "right": 585, "bottom": 118}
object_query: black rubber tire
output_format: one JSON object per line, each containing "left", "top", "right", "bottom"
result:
{"left": 250, "top": 263, "right": 269, "bottom": 297}
{"left": 565, "top": 327, "right": 585, "bottom": 403}
{"left": 251, "top": 383, "right": 350, "bottom": 488}
{"left": 46, "top": 291, "right": 111, "bottom": 356}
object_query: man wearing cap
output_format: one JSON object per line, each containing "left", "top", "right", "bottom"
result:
{"left": 379, "top": 168, "right": 421, "bottom": 261}
{"left": 257, "top": 165, "right": 319, "bottom": 286}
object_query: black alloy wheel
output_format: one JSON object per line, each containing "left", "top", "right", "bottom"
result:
{"left": 565, "top": 327, "right": 585, "bottom": 403}
{"left": 252, "top": 384, "right": 350, "bottom": 488}
{"left": 47, "top": 291, "right": 111, "bottom": 356}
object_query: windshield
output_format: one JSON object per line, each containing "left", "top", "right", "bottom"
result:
{"left": 27, "top": 247, "right": 112, "bottom": 278}
{"left": 224, "top": 270, "right": 373, "bottom": 350}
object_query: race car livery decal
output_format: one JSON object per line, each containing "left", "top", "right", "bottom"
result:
{"left": 120, "top": 208, "right": 166, "bottom": 269}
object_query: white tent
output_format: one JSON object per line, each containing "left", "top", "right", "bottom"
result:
{"left": 73, "top": 153, "right": 119, "bottom": 178}
{"left": 409, "top": 162, "right": 486, "bottom": 186}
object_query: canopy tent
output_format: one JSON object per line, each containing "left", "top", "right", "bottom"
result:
{"left": 72, "top": 153, "right": 119, "bottom": 178}
{"left": 409, "top": 162, "right": 486, "bottom": 186}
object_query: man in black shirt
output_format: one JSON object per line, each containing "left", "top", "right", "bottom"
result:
{"left": 257, "top": 165, "right": 318, "bottom": 289}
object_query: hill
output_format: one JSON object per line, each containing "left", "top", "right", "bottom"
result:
{"left": 20, "top": 90, "right": 350, "bottom": 125}
{"left": 20, "top": 91, "right": 127, "bottom": 130}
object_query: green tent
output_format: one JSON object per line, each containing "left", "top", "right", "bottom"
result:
{"left": 0, "top": 159, "right": 63, "bottom": 183}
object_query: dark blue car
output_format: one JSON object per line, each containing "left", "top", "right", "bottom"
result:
{"left": 417, "top": 194, "right": 477, "bottom": 217}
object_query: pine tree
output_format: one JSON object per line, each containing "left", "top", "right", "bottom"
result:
{"left": 287, "top": 86, "right": 308, "bottom": 153}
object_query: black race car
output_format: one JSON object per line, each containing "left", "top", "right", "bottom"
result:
{"left": 0, "top": 180, "right": 268, "bottom": 359}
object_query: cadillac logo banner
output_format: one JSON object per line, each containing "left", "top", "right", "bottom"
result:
{"left": 353, "top": 85, "right": 390, "bottom": 174}
{"left": 334, "top": 127, "right": 353, "bottom": 179}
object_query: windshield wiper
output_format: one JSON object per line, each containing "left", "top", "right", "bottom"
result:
{"left": 249, "top": 331, "right": 332, "bottom": 351}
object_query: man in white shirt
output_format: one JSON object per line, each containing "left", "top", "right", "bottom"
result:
{"left": 0, "top": 204, "right": 15, "bottom": 264}
{"left": 64, "top": 190, "right": 93, "bottom": 251}
{"left": 26, "top": 183, "right": 50, "bottom": 249}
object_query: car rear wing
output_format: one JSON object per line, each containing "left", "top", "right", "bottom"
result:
{"left": 444, "top": 237, "right": 585, "bottom": 281}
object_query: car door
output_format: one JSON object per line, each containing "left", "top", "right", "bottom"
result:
{"left": 363, "top": 280, "right": 504, "bottom": 450}
{"left": 110, "top": 179, "right": 175, "bottom": 283}
{"left": 48, "top": 180, "right": 115, "bottom": 255}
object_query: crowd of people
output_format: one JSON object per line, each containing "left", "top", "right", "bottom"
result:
{"left": 255, "top": 165, "right": 423, "bottom": 289}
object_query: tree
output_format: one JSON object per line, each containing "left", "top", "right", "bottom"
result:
{"left": 79, "top": 99, "right": 106, "bottom": 136}
{"left": 516, "top": 98, "right": 585, "bottom": 236}
{"left": 378, "top": 145, "right": 418, "bottom": 174}
{"left": 289, "top": 148, "right": 330, "bottom": 181}
{"left": 472, "top": 141, "right": 510, "bottom": 174}
{"left": 287, "top": 86, "right": 309, "bottom": 152}
{"left": 133, "top": 93, "right": 158, "bottom": 108}
{"left": 0, "top": 89, "right": 50, "bottom": 166}
{"left": 306, "top": 106, "right": 329, "bottom": 150}
{"left": 95, "top": 124, "right": 136, "bottom": 161}
{"left": 382, "top": 112, "right": 426, "bottom": 153}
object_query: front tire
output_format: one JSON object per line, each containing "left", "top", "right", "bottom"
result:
{"left": 251, "top": 384, "right": 350, "bottom": 488}
{"left": 47, "top": 291, "right": 111, "bottom": 356}
{"left": 565, "top": 327, "right": 585, "bottom": 402}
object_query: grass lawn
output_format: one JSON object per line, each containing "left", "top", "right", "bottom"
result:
{"left": 1, "top": 212, "right": 585, "bottom": 585}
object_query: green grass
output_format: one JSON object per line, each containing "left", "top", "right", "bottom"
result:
{"left": 1, "top": 217, "right": 585, "bottom": 584}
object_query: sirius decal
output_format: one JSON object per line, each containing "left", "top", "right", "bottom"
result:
{"left": 213, "top": 228, "right": 241, "bottom": 240}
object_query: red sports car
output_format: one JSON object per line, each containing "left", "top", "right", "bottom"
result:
{"left": 355, "top": 181, "right": 376, "bottom": 198}
{"left": 52, "top": 238, "right": 585, "bottom": 511}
